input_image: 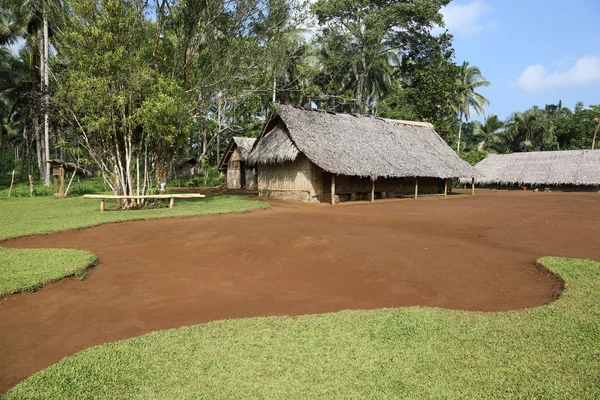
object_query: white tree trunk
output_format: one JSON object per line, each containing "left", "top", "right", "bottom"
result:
{"left": 43, "top": 14, "right": 51, "bottom": 187}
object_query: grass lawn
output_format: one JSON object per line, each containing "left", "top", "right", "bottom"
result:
{"left": 0, "top": 248, "right": 97, "bottom": 296}
{"left": 0, "top": 194, "right": 268, "bottom": 294}
{"left": 5, "top": 257, "right": 599, "bottom": 399}
{"left": 0, "top": 194, "right": 269, "bottom": 241}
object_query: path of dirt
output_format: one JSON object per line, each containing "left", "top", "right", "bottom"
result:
{"left": 1, "top": 191, "right": 599, "bottom": 392}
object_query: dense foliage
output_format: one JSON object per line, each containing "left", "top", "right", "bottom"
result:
{"left": 0, "top": 0, "right": 598, "bottom": 200}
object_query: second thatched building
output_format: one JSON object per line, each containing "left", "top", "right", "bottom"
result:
{"left": 462, "top": 150, "right": 600, "bottom": 191}
{"left": 247, "top": 105, "right": 475, "bottom": 203}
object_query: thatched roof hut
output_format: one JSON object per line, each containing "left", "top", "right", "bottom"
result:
{"left": 462, "top": 150, "right": 600, "bottom": 187}
{"left": 219, "top": 137, "right": 257, "bottom": 189}
{"left": 248, "top": 105, "right": 475, "bottom": 203}
{"left": 248, "top": 104, "right": 474, "bottom": 180}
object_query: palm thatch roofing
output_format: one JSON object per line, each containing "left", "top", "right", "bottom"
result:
{"left": 461, "top": 150, "right": 600, "bottom": 186}
{"left": 218, "top": 137, "right": 257, "bottom": 171}
{"left": 45, "top": 159, "right": 92, "bottom": 177}
{"left": 247, "top": 104, "right": 475, "bottom": 179}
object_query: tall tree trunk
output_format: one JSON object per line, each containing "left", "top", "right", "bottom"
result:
{"left": 216, "top": 96, "right": 222, "bottom": 167}
{"left": 19, "top": 126, "right": 27, "bottom": 183}
{"left": 592, "top": 118, "right": 600, "bottom": 150}
{"left": 43, "top": 12, "right": 51, "bottom": 187}
{"left": 34, "top": 114, "right": 43, "bottom": 179}
{"left": 195, "top": 116, "right": 206, "bottom": 174}
{"left": 457, "top": 119, "right": 463, "bottom": 153}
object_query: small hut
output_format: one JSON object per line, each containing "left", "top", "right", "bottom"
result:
{"left": 45, "top": 159, "right": 92, "bottom": 197}
{"left": 219, "top": 137, "right": 257, "bottom": 189}
{"left": 461, "top": 150, "right": 600, "bottom": 191}
{"left": 246, "top": 104, "right": 475, "bottom": 203}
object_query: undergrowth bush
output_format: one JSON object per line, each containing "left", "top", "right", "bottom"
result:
{"left": 0, "top": 176, "right": 108, "bottom": 198}
{"left": 184, "top": 166, "right": 224, "bottom": 188}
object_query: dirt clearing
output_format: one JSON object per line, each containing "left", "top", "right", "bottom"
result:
{"left": 1, "top": 191, "right": 599, "bottom": 392}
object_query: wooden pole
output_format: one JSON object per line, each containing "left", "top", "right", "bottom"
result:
{"left": 59, "top": 167, "right": 65, "bottom": 197}
{"left": 444, "top": 179, "right": 447, "bottom": 198}
{"left": 414, "top": 177, "right": 418, "bottom": 200}
{"left": 471, "top": 178, "right": 475, "bottom": 196}
{"left": 8, "top": 170, "right": 15, "bottom": 197}
{"left": 331, "top": 174, "right": 336, "bottom": 206}
{"left": 169, "top": 197, "right": 174, "bottom": 209}
{"left": 100, "top": 198, "right": 105, "bottom": 212}
{"left": 65, "top": 171, "right": 77, "bottom": 197}
{"left": 371, "top": 178, "right": 375, "bottom": 202}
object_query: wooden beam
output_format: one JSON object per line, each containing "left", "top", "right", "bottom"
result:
{"left": 331, "top": 174, "right": 336, "bottom": 205}
{"left": 100, "top": 199, "right": 105, "bottom": 212}
{"left": 169, "top": 197, "right": 174, "bottom": 209}
{"left": 371, "top": 178, "right": 375, "bottom": 202}
{"left": 471, "top": 178, "right": 475, "bottom": 196}
{"left": 444, "top": 179, "right": 447, "bottom": 198}
{"left": 414, "top": 177, "right": 418, "bottom": 200}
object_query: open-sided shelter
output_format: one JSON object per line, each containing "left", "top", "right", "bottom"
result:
{"left": 219, "top": 137, "right": 257, "bottom": 189}
{"left": 45, "top": 159, "right": 92, "bottom": 197}
{"left": 461, "top": 150, "right": 600, "bottom": 191}
{"left": 247, "top": 104, "right": 475, "bottom": 203}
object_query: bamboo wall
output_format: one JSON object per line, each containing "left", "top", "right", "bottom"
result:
{"left": 226, "top": 149, "right": 242, "bottom": 189}
{"left": 257, "top": 153, "right": 316, "bottom": 201}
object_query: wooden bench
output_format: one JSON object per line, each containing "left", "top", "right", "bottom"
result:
{"left": 83, "top": 194, "right": 206, "bottom": 211}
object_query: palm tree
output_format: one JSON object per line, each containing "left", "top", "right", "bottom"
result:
{"left": 455, "top": 62, "right": 490, "bottom": 153}
{"left": 475, "top": 114, "right": 503, "bottom": 151}
{"left": 505, "top": 108, "right": 557, "bottom": 151}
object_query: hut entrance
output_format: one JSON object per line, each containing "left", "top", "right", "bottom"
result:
{"left": 240, "top": 161, "right": 246, "bottom": 189}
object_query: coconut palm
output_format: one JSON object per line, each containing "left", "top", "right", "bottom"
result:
{"left": 455, "top": 62, "right": 490, "bottom": 153}
{"left": 475, "top": 114, "right": 503, "bottom": 151}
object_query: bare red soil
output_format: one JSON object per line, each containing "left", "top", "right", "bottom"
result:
{"left": 1, "top": 191, "right": 599, "bottom": 392}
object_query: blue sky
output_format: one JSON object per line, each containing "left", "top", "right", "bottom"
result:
{"left": 439, "top": 0, "right": 600, "bottom": 120}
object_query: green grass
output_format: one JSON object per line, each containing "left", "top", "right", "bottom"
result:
{"left": 5, "top": 257, "right": 600, "bottom": 399}
{"left": 0, "top": 248, "right": 97, "bottom": 296}
{"left": 0, "top": 194, "right": 269, "bottom": 240}
{"left": 0, "top": 193, "right": 268, "bottom": 296}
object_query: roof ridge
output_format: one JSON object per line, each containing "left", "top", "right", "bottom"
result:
{"left": 276, "top": 103, "right": 431, "bottom": 127}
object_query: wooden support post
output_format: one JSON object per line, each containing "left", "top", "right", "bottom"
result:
{"left": 444, "top": 179, "right": 447, "bottom": 198}
{"left": 371, "top": 178, "right": 375, "bottom": 202}
{"left": 53, "top": 175, "right": 58, "bottom": 196}
{"left": 58, "top": 167, "right": 65, "bottom": 197}
{"left": 169, "top": 197, "right": 174, "bottom": 209}
{"left": 100, "top": 199, "right": 105, "bottom": 212}
{"left": 471, "top": 178, "right": 475, "bottom": 196}
{"left": 331, "top": 174, "right": 336, "bottom": 206}
{"left": 414, "top": 177, "right": 418, "bottom": 200}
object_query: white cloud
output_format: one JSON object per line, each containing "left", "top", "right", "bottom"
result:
{"left": 517, "top": 56, "right": 600, "bottom": 92}
{"left": 433, "top": 0, "right": 492, "bottom": 35}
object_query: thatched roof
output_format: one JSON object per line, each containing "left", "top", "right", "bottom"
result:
{"left": 218, "top": 137, "right": 256, "bottom": 171}
{"left": 247, "top": 104, "right": 475, "bottom": 179}
{"left": 45, "top": 159, "right": 92, "bottom": 177}
{"left": 461, "top": 150, "right": 600, "bottom": 186}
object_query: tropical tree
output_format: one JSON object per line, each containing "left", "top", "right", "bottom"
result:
{"left": 504, "top": 108, "right": 557, "bottom": 151}
{"left": 475, "top": 114, "right": 503, "bottom": 151}
{"left": 455, "top": 61, "right": 490, "bottom": 153}
{"left": 311, "top": 0, "right": 449, "bottom": 114}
